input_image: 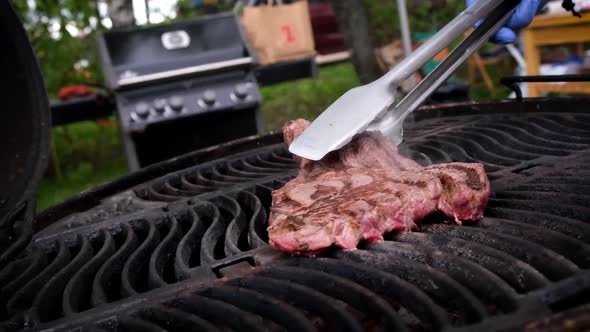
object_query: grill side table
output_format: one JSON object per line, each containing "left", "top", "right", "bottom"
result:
{"left": 522, "top": 12, "right": 590, "bottom": 97}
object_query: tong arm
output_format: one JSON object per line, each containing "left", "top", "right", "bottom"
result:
{"left": 376, "top": 0, "right": 511, "bottom": 89}
{"left": 367, "top": 0, "right": 521, "bottom": 140}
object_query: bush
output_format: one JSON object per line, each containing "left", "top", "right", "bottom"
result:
{"left": 367, "top": 0, "right": 465, "bottom": 45}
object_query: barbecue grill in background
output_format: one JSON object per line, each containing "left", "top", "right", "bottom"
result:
{"left": 97, "top": 13, "right": 265, "bottom": 171}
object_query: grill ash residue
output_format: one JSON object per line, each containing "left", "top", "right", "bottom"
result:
{"left": 35, "top": 191, "right": 167, "bottom": 237}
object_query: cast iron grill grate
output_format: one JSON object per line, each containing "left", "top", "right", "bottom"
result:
{"left": 135, "top": 147, "right": 298, "bottom": 201}
{"left": 3, "top": 101, "right": 590, "bottom": 331}
{"left": 0, "top": 202, "right": 34, "bottom": 270}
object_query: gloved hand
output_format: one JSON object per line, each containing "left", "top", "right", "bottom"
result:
{"left": 466, "top": 0, "right": 551, "bottom": 44}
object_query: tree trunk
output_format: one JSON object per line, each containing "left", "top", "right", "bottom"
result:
{"left": 327, "top": 0, "right": 381, "bottom": 84}
{"left": 105, "top": 0, "right": 135, "bottom": 28}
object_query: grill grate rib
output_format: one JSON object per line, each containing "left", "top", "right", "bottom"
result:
{"left": 367, "top": 241, "right": 520, "bottom": 314}
{"left": 422, "top": 224, "right": 580, "bottom": 281}
{"left": 0, "top": 202, "right": 34, "bottom": 269}
{"left": 393, "top": 231, "right": 550, "bottom": 292}
{"left": 63, "top": 230, "right": 116, "bottom": 314}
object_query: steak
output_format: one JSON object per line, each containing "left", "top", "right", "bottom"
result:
{"left": 268, "top": 119, "right": 491, "bottom": 255}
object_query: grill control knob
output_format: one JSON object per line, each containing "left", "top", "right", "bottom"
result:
{"left": 135, "top": 102, "right": 150, "bottom": 119}
{"left": 154, "top": 99, "right": 167, "bottom": 113}
{"left": 233, "top": 84, "right": 248, "bottom": 99}
{"left": 169, "top": 96, "right": 184, "bottom": 111}
{"left": 202, "top": 90, "right": 216, "bottom": 106}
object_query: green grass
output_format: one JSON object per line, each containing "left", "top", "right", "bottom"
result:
{"left": 37, "top": 159, "right": 127, "bottom": 211}
{"left": 260, "top": 63, "right": 360, "bottom": 131}
{"left": 36, "top": 61, "right": 511, "bottom": 212}
{"left": 37, "top": 118, "right": 128, "bottom": 211}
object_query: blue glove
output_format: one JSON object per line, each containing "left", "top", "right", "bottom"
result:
{"left": 466, "top": 0, "right": 550, "bottom": 44}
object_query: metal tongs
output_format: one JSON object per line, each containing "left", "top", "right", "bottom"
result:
{"left": 289, "top": 0, "right": 521, "bottom": 161}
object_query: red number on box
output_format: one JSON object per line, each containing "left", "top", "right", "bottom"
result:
{"left": 281, "top": 25, "right": 296, "bottom": 43}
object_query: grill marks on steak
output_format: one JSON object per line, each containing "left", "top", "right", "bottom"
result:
{"left": 268, "top": 119, "right": 491, "bottom": 255}
{"left": 268, "top": 169, "right": 443, "bottom": 253}
{"left": 421, "top": 164, "right": 490, "bottom": 221}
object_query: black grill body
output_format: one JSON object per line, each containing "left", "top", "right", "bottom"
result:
{"left": 0, "top": 1, "right": 48, "bottom": 274}
{"left": 4, "top": 97, "right": 590, "bottom": 331}
{"left": 0, "top": 1, "right": 50, "bottom": 219}
{"left": 97, "top": 13, "right": 263, "bottom": 171}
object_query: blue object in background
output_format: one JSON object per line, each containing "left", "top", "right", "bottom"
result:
{"left": 192, "top": 0, "right": 219, "bottom": 8}
{"left": 466, "top": 0, "right": 551, "bottom": 44}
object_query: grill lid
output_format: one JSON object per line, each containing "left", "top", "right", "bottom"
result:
{"left": 97, "top": 13, "right": 254, "bottom": 90}
{"left": 0, "top": 1, "right": 51, "bottom": 219}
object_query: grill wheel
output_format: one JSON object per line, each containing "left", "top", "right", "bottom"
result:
{"left": 3, "top": 103, "right": 590, "bottom": 331}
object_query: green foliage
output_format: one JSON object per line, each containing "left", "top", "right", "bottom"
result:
{"left": 367, "top": 0, "right": 399, "bottom": 45}
{"left": 367, "top": 0, "right": 465, "bottom": 45}
{"left": 174, "top": 0, "right": 234, "bottom": 20}
{"left": 14, "top": 0, "right": 104, "bottom": 99}
{"left": 175, "top": 0, "right": 206, "bottom": 19}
